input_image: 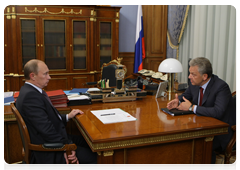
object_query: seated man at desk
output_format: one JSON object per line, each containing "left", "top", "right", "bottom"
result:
{"left": 167, "top": 57, "right": 234, "bottom": 164}
{"left": 16, "top": 59, "right": 97, "bottom": 164}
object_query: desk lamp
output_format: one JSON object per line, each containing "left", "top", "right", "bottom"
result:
{"left": 158, "top": 58, "right": 183, "bottom": 93}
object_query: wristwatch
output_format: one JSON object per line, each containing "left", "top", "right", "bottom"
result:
{"left": 189, "top": 104, "right": 193, "bottom": 111}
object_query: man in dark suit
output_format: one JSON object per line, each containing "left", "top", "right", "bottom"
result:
{"left": 16, "top": 59, "right": 97, "bottom": 164}
{"left": 167, "top": 57, "right": 234, "bottom": 163}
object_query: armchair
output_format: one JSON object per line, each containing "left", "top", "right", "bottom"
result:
{"left": 217, "top": 91, "right": 238, "bottom": 170}
{"left": 10, "top": 103, "right": 77, "bottom": 164}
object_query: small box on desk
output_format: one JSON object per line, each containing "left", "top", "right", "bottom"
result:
{"left": 67, "top": 99, "right": 92, "bottom": 106}
{"left": 145, "top": 83, "right": 159, "bottom": 95}
{"left": 67, "top": 94, "right": 92, "bottom": 106}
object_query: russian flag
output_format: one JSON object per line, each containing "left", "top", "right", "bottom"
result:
{"left": 134, "top": 5, "right": 146, "bottom": 73}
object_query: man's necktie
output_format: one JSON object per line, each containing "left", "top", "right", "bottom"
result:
{"left": 42, "top": 90, "right": 62, "bottom": 120}
{"left": 42, "top": 90, "right": 53, "bottom": 106}
{"left": 199, "top": 87, "right": 204, "bottom": 106}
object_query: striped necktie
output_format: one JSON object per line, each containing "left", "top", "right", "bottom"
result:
{"left": 42, "top": 90, "right": 62, "bottom": 120}
{"left": 199, "top": 87, "right": 204, "bottom": 106}
{"left": 42, "top": 90, "right": 53, "bottom": 106}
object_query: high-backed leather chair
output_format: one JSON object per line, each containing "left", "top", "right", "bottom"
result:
{"left": 222, "top": 92, "right": 236, "bottom": 164}
{"left": 10, "top": 103, "right": 77, "bottom": 164}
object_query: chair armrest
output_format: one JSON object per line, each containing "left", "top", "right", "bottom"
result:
{"left": 28, "top": 143, "right": 82, "bottom": 170}
{"left": 28, "top": 143, "right": 77, "bottom": 152}
{"left": 42, "top": 143, "right": 65, "bottom": 149}
{"left": 231, "top": 125, "right": 236, "bottom": 131}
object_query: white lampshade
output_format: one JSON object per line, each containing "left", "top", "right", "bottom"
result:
{"left": 158, "top": 58, "right": 183, "bottom": 73}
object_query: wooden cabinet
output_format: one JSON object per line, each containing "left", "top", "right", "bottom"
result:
{"left": 4, "top": 5, "right": 121, "bottom": 91}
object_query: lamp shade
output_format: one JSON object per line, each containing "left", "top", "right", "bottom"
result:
{"left": 158, "top": 58, "right": 183, "bottom": 73}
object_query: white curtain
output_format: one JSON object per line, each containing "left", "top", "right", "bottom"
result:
{"left": 178, "top": 5, "right": 236, "bottom": 92}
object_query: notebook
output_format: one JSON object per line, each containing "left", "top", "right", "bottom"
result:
{"left": 161, "top": 108, "right": 193, "bottom": 116}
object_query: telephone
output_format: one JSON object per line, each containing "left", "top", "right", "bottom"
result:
{"left": 152, "top": 72, "right": 163, "bottom": 79}
{"left": 160, "top": 74, "right": 168, "bottom": 81}
{"left": 143, "top": 70, "right": 155, "bottom": 76}
{"left": 138, "top": 69, "right": 148, "bottom": 74}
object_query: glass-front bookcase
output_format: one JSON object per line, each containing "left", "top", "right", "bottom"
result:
{"left": 99, "top": 22, "right": 112, "bottom": 67}
{"left": 20, "top": 19, "right": 37, "bottom": 68}
{"left": 44, "top": 20, "right": 66, "bottom": 70}
{"left": 73, "top": 20, "right": 86, "bottom": 70}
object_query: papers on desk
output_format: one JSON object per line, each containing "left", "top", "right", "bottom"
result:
{"left": 67, "top": 94, "right": 90, "bottom": 100}
{"left": 87, "top": 88, "right": 100, "bottom": 92}
{"left": 4, "top": 92, "right": 15, "bottom": 105}
{"left": 91, "top": 108, "right": 136, "bottom": 124}
{"left": 69, "top": 88, "right": 89, "bottom": 94}
{"left": 67, "top": 93, "right": 92, "bottom": 106}
{"left": 4, "top": 92, "right": 14, "bottom": 98}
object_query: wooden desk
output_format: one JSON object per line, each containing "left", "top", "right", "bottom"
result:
{"left": 72, "top": 94, "right": 229, "bottom": 164}
{"left": 4, "top": 93, "right": 229, "bottom": 164}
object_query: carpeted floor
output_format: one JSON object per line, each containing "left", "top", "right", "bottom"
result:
{"left": 214, "top": 155, "right": 238, "bottom": 170}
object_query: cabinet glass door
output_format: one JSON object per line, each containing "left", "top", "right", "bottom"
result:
{"left": 20, "top": 19, "right": 37, "bottom": 68}
{"left": 73, "top": 21, "right": 86, "bottom": 69}
{"left": 100, "top": 22, "right": 112, "bottom": 67}
{"left": 44, "top": 20, "right": 66, "bottom": 70}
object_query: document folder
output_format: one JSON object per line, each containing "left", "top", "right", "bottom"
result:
{"left": 161, "top": 108, "right": 193, "bottom": 116}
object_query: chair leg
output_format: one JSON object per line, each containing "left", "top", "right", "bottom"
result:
{"left": 224, "top": 153, "right": 231, "bottom": 164}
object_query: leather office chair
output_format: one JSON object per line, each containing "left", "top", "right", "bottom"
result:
{"left": 10, "top": 103, "right": 77, "bottom": 164}
{"left": 222, "top": 91, "right": 236, "bottom": 164}
{"left": 85, "top": 58, "right": 127, "bottom": 88}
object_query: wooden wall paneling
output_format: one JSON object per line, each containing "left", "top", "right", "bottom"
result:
{"left": 142, "top": 5, "right": 168, "bottom": 71}
{"left": 143, "top": 5, "right": 168, "bottom": 57}
{"left": 4, "top": 11, "right": 10, "bottom": 74}
{"left": 11, "top": 9, "right": 19, "bottom": 75}
{"left": 119, "top": 52, "right": 135, "bottom": 77}
{"left": 89, "top": 10, "right": 95, "bottom": 72}
{"left": 4, "top": 76, "right": 10, "bottom": 92}
{"left": 44, "top": 76, "right": 69, "bottom": 91}
{"left": 4, "top": 121, "right": 23, "bottom": 163}
{"left": 146, "top": 57, "right": 164, "bottom": 72}
{"left": 72, "top": 76, "right": 89, "bottom": 88}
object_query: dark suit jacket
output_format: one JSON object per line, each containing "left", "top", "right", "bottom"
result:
{"left": 16, "top": 83, "right": 70, "bottom": 163}
{"left": 179, "top": 74, "right": 235, "bottom": 151}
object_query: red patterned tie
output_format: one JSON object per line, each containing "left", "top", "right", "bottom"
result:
{"left": 42, "top": 90, "right": 62, "bottom": 120}
{"left": 199, "top": 87, "right": 204, "bottom": 106}
{"left": 42, "top": 90, "right": 53, "bottom": 106}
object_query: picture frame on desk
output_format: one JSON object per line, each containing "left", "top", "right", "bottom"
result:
{"left": 155, "top": 81, "right": 168, "bottom": 98}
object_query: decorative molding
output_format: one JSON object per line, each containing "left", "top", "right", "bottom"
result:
{"left": 4, "top": 115, "right": 16, "bottom": 121}
{"left": 73, "top": 118, "right": 228, "bottom": 152}
{"left": 25, "top": 7, "right": 82, "bottom": 15}
{"left": 205, "top": 136, "right": 214, "bottom": 142}
{"left": 103, "top": 150, "right": 114, "bottom": 157}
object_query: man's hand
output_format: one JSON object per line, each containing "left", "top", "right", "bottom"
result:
{"left": 68, "top": 109, "right": 84, "bottom": 119}
{"left": 167, "top": 93, "right": 179, "bottom": 110}
{"left": 177, "top": 96, "right": 192, "bottom": 111}
{"left": 64, "top": 151, "right": 79, "bottom": 164}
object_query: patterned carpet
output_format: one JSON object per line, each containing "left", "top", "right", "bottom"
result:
{"left": 214, "top": 155, "right": 238, "bottom": 170}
